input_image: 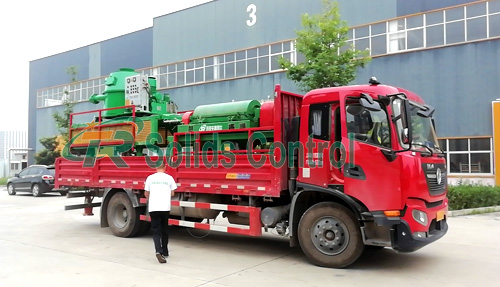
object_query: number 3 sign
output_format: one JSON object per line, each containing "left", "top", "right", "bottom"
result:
{"left": 246, "top": 4, "right": 257, "bottom": 26}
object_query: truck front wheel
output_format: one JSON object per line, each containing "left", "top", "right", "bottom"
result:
{"left": 298, "top": 202, "right": 364, "bottom": 268}
{"left": 107, "top": 192, "right": 142, "bottom": 237}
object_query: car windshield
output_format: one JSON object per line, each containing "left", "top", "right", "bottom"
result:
{"left": 47, "top": 168, "right": 55, "bottom": 175}
{"left": 392, "top": 98, "right": 441, "bottom": 153}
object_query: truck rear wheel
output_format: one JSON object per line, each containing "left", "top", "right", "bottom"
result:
{"left": 298, "top": 202, "right": 364, "bottom": 268}
{"left": 107, "top": 193, "right": 142, "bottom": 237}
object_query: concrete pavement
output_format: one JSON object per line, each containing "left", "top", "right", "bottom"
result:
{"left": 1, "top": 190, "right": 499, "bottom": 287}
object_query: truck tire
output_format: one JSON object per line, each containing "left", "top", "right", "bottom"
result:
{"left": 7, "top": 184, "right": 16, "bottom": 195}
{"left": 107, "top": 192, "right": 142, "bottom": 237}
{"left": 32, "top": 184, "right": 42, "bottom": 197}
{"left": 298, "top": 202, "right": 364, "bottom": 268}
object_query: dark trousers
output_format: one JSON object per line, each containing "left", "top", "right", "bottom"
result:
{"left": 149, "top": 211, "right": 170, "bottom": 255}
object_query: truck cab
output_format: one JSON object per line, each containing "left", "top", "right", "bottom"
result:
{"left": 290, "top": 79, "right": 447, "bottom": 267}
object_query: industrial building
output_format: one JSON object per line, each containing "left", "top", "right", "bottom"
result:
{"left": 29, "top": 0, "right": 500, "bottom": 185}
{"left": 0, "top": 130, "right": 28, "bottom": 177}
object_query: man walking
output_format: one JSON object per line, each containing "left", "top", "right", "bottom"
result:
{"left": 145, "top": 162, "right": 177, "bottom": 264}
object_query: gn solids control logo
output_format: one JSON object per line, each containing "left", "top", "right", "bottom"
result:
{"left": 199, "top": 124, "right": 223, "bottom": 132}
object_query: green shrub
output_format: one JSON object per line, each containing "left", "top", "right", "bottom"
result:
{"left": 0, "top": 177, "right": 7, "bottom": 186}
{"left": 448, "top": 183, "right": 500, "bottom": 210}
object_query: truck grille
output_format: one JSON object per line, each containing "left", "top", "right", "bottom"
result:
{"left": 422, "top": 163, "right": 447, "bottom": 196}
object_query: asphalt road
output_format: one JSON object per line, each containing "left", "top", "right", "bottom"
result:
{"left": 1, "top": 189, "right": 499, "bottom": 287}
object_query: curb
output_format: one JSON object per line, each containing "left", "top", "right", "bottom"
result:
{"left": 448, "top": 206, "right": 500, "bottom": 217}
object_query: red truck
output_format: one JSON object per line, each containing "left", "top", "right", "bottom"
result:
{"left": 55, "top": 72, "right": 448, "bottom": 268}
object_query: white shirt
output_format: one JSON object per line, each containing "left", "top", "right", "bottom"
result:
{"left": 144, "top": 172, "right": 177, "bottom": 212}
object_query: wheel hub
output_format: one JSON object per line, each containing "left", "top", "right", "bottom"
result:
{"left": 113, "top": 204, "right": 128, "bottom": 228}
{"left": 311, "top": 216, "right": 349, "bottom": 255}
{"left": 325, "top": 230, "right": 335, "bottom": 240}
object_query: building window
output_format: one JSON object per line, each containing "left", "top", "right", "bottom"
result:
{"left": 489, "top": 13, "right": 500, "bottom": 37}
{"left": 446, "top": 21, "right": 465, "bottom": 44}
{"left": 388, "top": 19, "right": 406, "bottom": 52}
{"left": 352, "top": 25, "right": 371, "bottom": 54}
{"left": 467, "top": 17, "right": 487, "bottom": 40}
{"left": 407, "top": 28, "right": 424, "bottom": 49}
{"left": 371, "top": 22, "right": 386, "bottom": 35}
{"left": 370, "top": 35, "right": 387, "bottom": 55}
{"left": 344, "top": 1, "right": 500, "bottom": 58}
{"left": 370, "top": 22, "right": 387, "bottom": 56}
{"left": 426, "top": 24, "right": 445, "bottom": 47}
{"left": 466, "top": 2, "right": 486, "bottom": 18}
{"left": 439, "top": 137, "right": 493, "bottom": 174}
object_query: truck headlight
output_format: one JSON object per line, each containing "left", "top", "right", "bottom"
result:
{"left": 412, "top": 210, "right": 428, "bottom": 226}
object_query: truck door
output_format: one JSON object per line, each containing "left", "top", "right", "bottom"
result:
{"left": 330, "top": 105, "right": 344, "bottom": 184}
{"left": 341, "top": 98, "right": 403, "bottom": 211}
{"left": 300, "top": 103, "right": 344, "bottom": 187}
{"left": 303, "top": 103, "right": 332, "bottom": 187}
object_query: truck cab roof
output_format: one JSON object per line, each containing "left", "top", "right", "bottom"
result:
{"left": 303, "top": 84, "right": 424, "bottom": 105}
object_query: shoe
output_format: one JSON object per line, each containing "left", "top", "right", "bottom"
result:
{"left": 163, "top": 252, "right": 169, "bottom": 258}
{"left": 156, "top": 253, "right": 166, "bottom": 263}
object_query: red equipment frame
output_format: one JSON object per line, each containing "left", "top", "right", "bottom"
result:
{"left": 68, "top": 105, "right": 137, "bottom": 148}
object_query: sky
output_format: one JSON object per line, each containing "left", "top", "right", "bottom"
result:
{"left": 0, "top": 0, "right": 213, "bottom": 132}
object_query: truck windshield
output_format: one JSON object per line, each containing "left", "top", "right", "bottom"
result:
{"left": 392, "top": 98, "right": 441, "bottom": 153}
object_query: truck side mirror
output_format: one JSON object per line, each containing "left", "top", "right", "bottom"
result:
{"left": 14, "top": 173, "right": 19, "bottom": 177}
{"left": 401, "top": 128, "right": 410, "bottom": 145}
{"left": 403, "top": 100, "right": 413, "bottom": 145}
{"left": 417, "top": 104, "right": 435, "bottom": 118}
{"left": 359, "top": 97, "right": 381, "bottom": 112}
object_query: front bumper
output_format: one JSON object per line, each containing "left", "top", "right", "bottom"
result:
{"left": 391, "top": 218, "right": 448, "bottom": 252}
{"left": 369, "top": 201, "right": 448, "bottom": 252}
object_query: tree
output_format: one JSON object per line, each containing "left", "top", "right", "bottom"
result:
{"left": 278, "top": 0, "right": 371, "bottom": 92}
{"left": 52, "top": 98, "right": 76, "bottom": 143}
{"left": 34, "top": 137, "right": 60, "bottom": 165}
{"left": 35, "top": 66, "right": 78, "bottom": 164}
{"left": 53, "top": 66, "right": 78, "bottom": 142}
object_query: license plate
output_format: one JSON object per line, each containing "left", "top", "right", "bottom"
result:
{"left": 436, "top": 210, "right": 445, "bottom": 221}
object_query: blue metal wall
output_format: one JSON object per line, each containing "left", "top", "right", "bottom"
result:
{"left": 101, "top": 28, "right": 153, "bottom": 75}
{"left": 396, "top": 0, "right": 477, "bottom": 16}
{"left": 29, "top": 48, "right": 90, "bottom": 89}
{"left": 29, "top": 0, "right": 497, "bottom": 161}
{"left": 28, "top": 27, "right": 152, "bottom": 92}
{"left": 152, "top": 0, "right": 398, "bottom": 65}
{"left": 28, "top": 29, "right": 152, "bottom": 162}
{"left": 355, "top": 39, "right": 500, "bottom": 137}
{"left": 34, "top": 102, "right": 102, "bottom": 151}
{"left": 28, "top": 47, "right": 89, "bottom": 163}
{"left": 162, "top": 73, "right": 298, "bottom": 112}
